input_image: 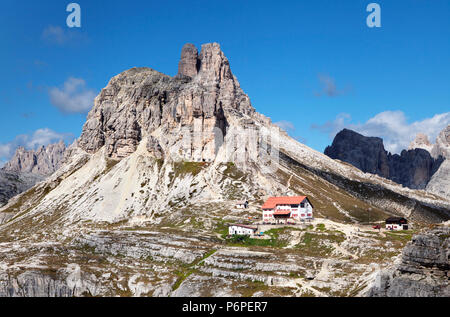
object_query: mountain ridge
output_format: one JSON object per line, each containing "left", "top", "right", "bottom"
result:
{"left": 0, "top": 141, "right": 67, "bottom": 207}
{"left": 324, "top": 128, "right": 446, "bottom": 192}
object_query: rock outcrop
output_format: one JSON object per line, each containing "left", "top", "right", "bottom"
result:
{"left": 431, "top": 125, "right": 450, "bottom": 159}
{"left": 78, "top": 43, "right": 254, "bottom": 164}
{"left": 325, "top": 129, "right": 444, "bottom": 190}
{"left": 369, "top": 226, "right": 449, "bottom": 297}
{"left": 177, "top": 43, "right": 199, "bottom": 78}
{"left": 427, "top": 125, "right": 450, "bottom": 199}
{"left": 409, "top": 133, "right": 433, "bottom": 153}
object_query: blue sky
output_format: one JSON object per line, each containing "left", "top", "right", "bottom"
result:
{"left": 1, "top": 0, "right": 449, "bottom": 164}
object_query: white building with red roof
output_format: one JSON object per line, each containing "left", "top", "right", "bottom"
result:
{"left": 228, "top": 224, "right": 258, "bottom": 236}
{"left": 262, "top": 196, "right": 314, "bottom": 224}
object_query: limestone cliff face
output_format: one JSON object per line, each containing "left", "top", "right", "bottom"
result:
{"left": 325, "top": 129, "right": 444, "bottom": 190}
{"left": 427, "top": 125, "right": 450, "bottom": 199}
{"left": 78, "top": 43, "right": 255, "bottom": 163}
{"left": 431, "top": 125, "right": 450, "bottom": 159}
{"left": 177, "top": 43, "right": 199, "bottom": 78}
{"left": 369, "top": 226, "right": 449, "bottom": 297}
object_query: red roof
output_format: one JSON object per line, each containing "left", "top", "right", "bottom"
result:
{"left": 262, "top": 196, "right": 307, "bottom": 209}
{"left": 229, "top": 224, "right": 257, "bottom": 230}
{"left": 273, "top": 210, "right": 292, "bottom": 216}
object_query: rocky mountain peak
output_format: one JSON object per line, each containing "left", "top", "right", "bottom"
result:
{"left": 324, "top": 129, "right": 389, "bottom": 177}
{"left": 196, "top": 43, "right": 233, "bottom": 83}
{"left": 409, "top": 133, "right": 433, "bottom": 153}
{"left": 177, "top": 43, "right": 199, "bottom": 78}
{"left": 2, "top": 140, "right": 66, "bottom": 176}
{"left": 432, "top": 124, "right": 450, "bottom": 159}
{"left": 177, "top": 43, "right": 233, "bottom": 83}
{"left": 325, "top": 129, "right": 444, "bottom": 190}
{"left": 78, "top": 43, "right": 255, "bottom": 162}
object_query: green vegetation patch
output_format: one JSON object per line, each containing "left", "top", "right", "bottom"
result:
{"left": 315, "top": 223, "right": 326, "bottom": 231}
{"left": 295, "top": 231, "right": 344, "bottom": 257}
{"left": 172, "top": 249, "right": 217, "bottom": 291}
{"left": 173, "top": 162, "right": 206, "bottom": 178}
{"left": 225, "top": 235, "right": 285, "bottom": 248}
{"left": 383, "top": 230, "right": 415, "bottom": 244}
{"left": 224, "top": 227, "right": 299, "bottom": 248}
{"left": 222, "top": 162, "right": 246, "bottom": 180}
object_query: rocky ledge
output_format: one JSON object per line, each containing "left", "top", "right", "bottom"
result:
{"left": 368, "top": 226, "right": 449, "bottom": 297}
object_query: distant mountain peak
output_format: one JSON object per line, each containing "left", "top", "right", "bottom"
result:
{"left": 325, "top": 128, "right": 444, "bottom": 191}
{"left": 409, "top": 132, "right": 433, "bottom": 153}
{"left": 2, "top": 141, "right": 66, "bottom": 176}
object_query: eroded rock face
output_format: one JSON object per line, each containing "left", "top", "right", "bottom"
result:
{"left": 425, "top": 125, "right": 450, "bottom": 199}
{"left": 78, "top": 43, "right": 255, "bottom": 163}
{"left": 325, "top": 129, "right": 444, "bottom": 190}
{"left": 368, "top": 226, "right": 449, "bottom": 297}
{"left": 409, "top": 133, "right": 433, "bottom": 153}
{"left": 177, "top": 43, "right": 199, "bottom": 78}
{"left": 427, "top": 160, "right": 450, "bottom": 200}
{"left": 431, "top": 125, "right": 450, "bottom": 159}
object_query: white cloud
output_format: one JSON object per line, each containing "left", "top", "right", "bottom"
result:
{"left": 312, "top": 111, "right": 450, "bottom": 154}
{"left": 24, "top": 128, "right": 70, "bottom": 149}
{"left": 0, "top": 129, "right": 73, "bottom": 163}
{"left": 314, "top": 74, "right": 349, "bottom": 97}
{"left": 274, "top": 120, "right": 307, "bottom": 144}
{"left": 311, "top": 113, "right": 351, "bottom": 137}
{"left": 0, "top": 144, "right": 12, "bottom": 160}
{"left": 274, "top": 120, "right": 295, "bottom": 132}
{"left": 49, "top": 77, "right": 97, "bottom": 114}
{"left": 41, "top": 25, "right": 87, "bottom": 45}
{"left": 42, "top": 26, "right": 67, "bottom": 45}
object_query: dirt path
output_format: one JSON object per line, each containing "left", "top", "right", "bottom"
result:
{"left": 294, "top": 280, "right": 327, "bottom": 297}
{"left": 287, "top": 174, "right": 293, "bottom": 188}
{"left": 333, "top": 242, "right": 359, "bottom": 259}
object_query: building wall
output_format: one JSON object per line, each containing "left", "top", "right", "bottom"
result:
{"left": 229, "top": 226, "right": 254, "bottom": 235}
{"left": 262, "top": 200, "right": 314, "bottom": 223}
{"left": 386, "top": 224, "right": 406, "bottom": 231}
